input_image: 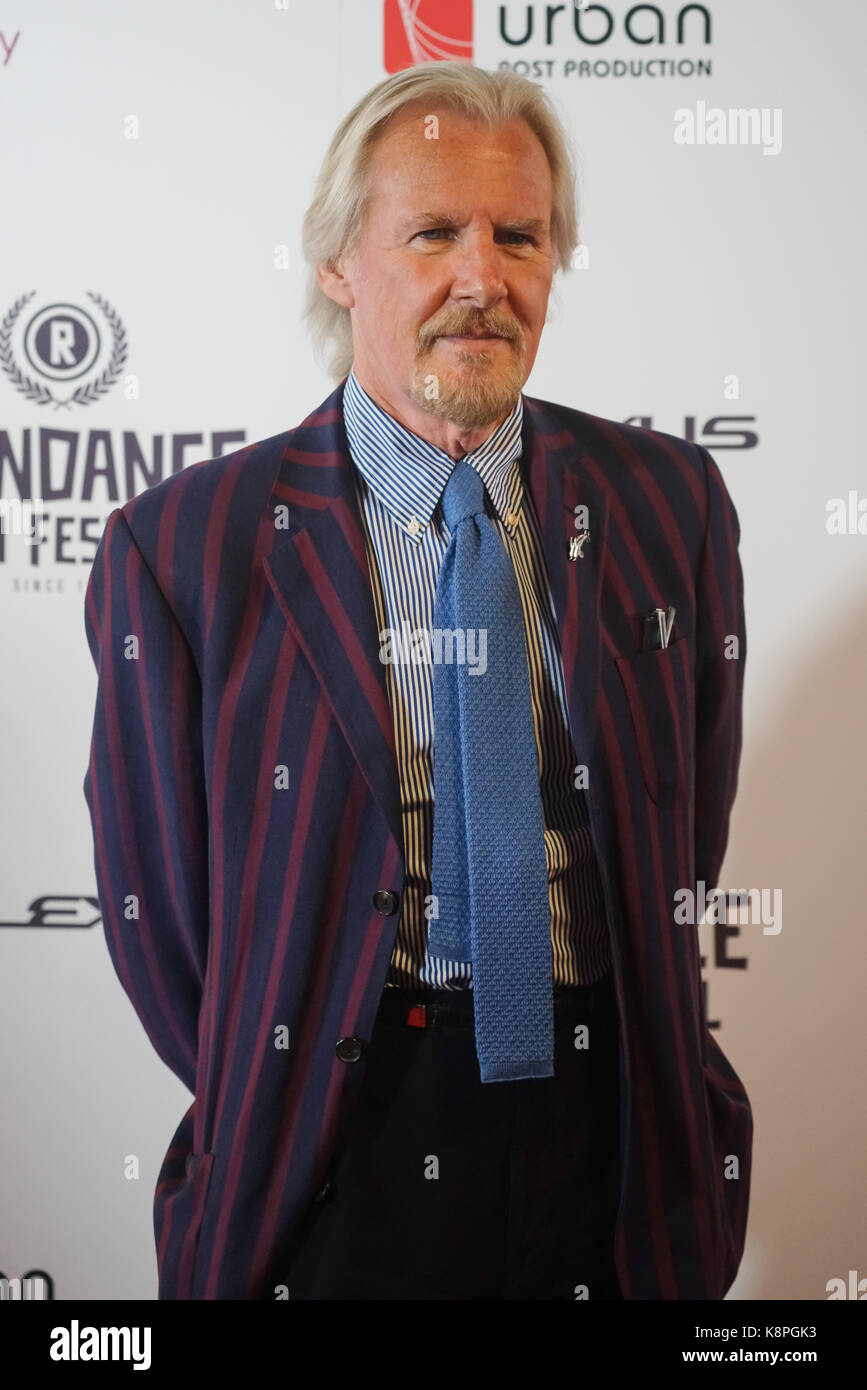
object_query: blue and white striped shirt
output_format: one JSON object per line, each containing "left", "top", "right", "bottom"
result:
{"left": 343, "top": 366, "right": 610, "bottom": 990}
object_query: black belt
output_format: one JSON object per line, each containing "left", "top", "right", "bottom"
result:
{"left": 376, "top": 972, "right": 616, "bottom": 1030}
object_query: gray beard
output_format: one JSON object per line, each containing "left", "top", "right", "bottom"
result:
{"left": 407, "top": 347, "right": 525, "bottom": 430}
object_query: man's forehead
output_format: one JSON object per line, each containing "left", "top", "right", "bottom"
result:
{"left": 370, "top": 107, "right": 544, "bottom": 162}
{"left": 365, "top": 114, "right": 552, "bottom": 221}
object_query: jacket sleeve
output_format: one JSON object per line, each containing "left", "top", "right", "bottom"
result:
{"left": 693, "top": 446, "right": 747, "bottom": 894}
{"left": 83, "top": 506, "right": 210, "bottom": 1096}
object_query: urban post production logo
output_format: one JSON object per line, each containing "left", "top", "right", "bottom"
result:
{"left": 384, "top": 1, "right": 714, "bottom": 75}
{"left": 0, "top": 291, "right": 128, "bottom": 411}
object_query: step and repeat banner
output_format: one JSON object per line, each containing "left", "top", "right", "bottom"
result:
{"left": 1, "top": 0, "right": 864, "bottom": 1301}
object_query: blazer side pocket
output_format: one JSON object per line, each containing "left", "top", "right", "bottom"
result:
{"left": 154, "top": 1149, "right": 215, "bottom": 1299}
{"left": 614, "top": 630, "right": 696, "bottom": 808}
{"left": 701, "top": 1033, "right": 754, "bottom": 1295}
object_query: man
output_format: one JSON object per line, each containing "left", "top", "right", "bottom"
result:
{"left": 83, "top": 61, "right": 752, "bottom": 1300}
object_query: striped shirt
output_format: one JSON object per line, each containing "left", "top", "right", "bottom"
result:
{"left": 342, "top": 366, "right": 611, "bottom": 990}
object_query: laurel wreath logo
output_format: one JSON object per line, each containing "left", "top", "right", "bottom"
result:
{"left": 0, "top": 291, "right": 128, "bottom": 410}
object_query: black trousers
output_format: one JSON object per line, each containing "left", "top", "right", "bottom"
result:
{"left": 284, "top": 972, "right": 623, "bottom": 1300}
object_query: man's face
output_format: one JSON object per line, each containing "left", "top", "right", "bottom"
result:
{"left": 325, "top": 104, "right": 556, "bottom": 433}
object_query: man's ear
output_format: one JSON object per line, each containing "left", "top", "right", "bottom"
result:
{"left": 317, "top": 258, "right": 356, "bottom": 309}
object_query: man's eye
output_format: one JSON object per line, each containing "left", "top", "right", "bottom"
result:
{"left": 415, "top": 228, "right": 534, "bottom": 245}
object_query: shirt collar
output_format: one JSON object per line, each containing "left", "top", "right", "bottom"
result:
{"left": 343, "top": 365, "right": 524, "bottom": 543}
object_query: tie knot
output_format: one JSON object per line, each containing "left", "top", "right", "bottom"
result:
{"left": 440, "top": 459, "right": 487, "bottom": 533}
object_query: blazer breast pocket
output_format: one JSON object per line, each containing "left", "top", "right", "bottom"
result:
{"left": 614, "top": 630, "right": 696, "bottom": 808}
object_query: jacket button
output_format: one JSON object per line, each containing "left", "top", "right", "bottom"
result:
{"left": 373, "top": 889, "right": 399, "bottom": 915}
{"left": 335, "top": 1036, "right": 364, "bottom": 1063}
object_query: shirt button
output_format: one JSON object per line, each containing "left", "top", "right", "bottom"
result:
{"left": 335, "top": 1037, "right": 364, "bottom": 1064}
{"left": 372, "top": 889, "right": 399, "bottom": 915}
{"left": 407, "top": 515, "right": 422, "bottom": 536}
{"left": 315, "top": 1177, "right": 333, "bottom": 1202}
{"left": 506, "top": 511, "right": 518, "bottom": 528}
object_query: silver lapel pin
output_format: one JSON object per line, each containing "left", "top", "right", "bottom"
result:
{"left": 569, "top": 530, "right": 590, "bottom": 560}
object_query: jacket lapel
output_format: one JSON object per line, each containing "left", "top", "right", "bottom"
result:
{"left": 262, "top": 383, "right": 610, "bottom": 861}
{"left": 522, "top": 396, "right": 610, "bottom": 764}
{"left": 262, "top": 387, "right": 405, "bottom": 851}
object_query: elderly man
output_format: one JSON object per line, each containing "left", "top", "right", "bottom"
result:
{"left": 83, "top": 60, "right": 752, "bottom": 1301}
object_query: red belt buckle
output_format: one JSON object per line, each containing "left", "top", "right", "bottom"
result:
{"left": 405, "top": 1003, "right": 427, "bottom": 1028}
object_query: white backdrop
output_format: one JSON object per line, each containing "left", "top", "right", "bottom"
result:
{"left": 0, "top": 0, "right": 864, "bottom": 1300}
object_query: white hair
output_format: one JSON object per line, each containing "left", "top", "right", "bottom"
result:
{"left": 300, "top": 61, "right": 581, "bottom": 382}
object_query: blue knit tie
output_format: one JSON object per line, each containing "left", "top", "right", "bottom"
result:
{"left": 427, "top": 458, "right": 554, "bottom": 1082}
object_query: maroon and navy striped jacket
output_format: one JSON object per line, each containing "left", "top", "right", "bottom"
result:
{"left": 82, "top": 377, "right": 752, "bottom": 1300}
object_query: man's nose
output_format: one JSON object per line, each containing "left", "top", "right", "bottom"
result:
{"left": 448, "top": 232, "right": 508, "bottom": 304}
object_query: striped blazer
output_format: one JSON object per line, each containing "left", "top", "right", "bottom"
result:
{"left": 83, "top": 376, "right": 753, "bottom": 1300}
